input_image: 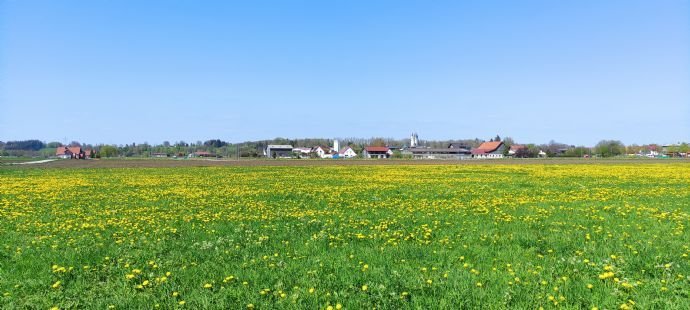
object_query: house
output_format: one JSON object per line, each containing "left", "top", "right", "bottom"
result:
{"left": 363, "top": 146, "right": 392, "bottom": 159}
{"left": 151, "top": 152, "right": 168, "bottom": 158}
{"left": 265, "top": 145, "right": 294, "bottom": 159}
{"left": 338, "top": 146, "right": 357, "bottom": 158}
{"left": 471, "top": 141, "right": 505, "bottom": 159}
{"left": 508, "top": 145, "right": 526, "bottom": 156}
{"left": 312, "top": 146, "right": 333, "bottom": 159}
{"left": 56, "top": 146, "right": 85, "bottom": 159}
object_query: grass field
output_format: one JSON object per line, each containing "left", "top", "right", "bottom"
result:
{"left": 1, "top": 163, "right": 689, "bottom": 309}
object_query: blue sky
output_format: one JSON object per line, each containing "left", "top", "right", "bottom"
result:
{"left": 1, "top": 0, "right": 688, "bottom": 146}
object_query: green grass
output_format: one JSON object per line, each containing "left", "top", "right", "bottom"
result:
{"left": 0, "top": 164, "right": 688, "bottom": 309}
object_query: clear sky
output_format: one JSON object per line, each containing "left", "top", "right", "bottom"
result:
{"left": 1, "top": 0, "right": 688, "bottom": 146}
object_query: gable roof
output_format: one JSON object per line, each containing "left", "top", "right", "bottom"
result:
{"left": 476, "top": 141, "right": 503, "bottom": 152}
{"left": 338, "top": 146, "right": 355, "bottom": 155}
{"left": 56, "top": 146, "right": 82, "bottom": 155}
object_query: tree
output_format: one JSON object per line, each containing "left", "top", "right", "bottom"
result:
{"left": 502, "top": 137, "right": 514, "bottom": 156}
{"left": 494, "top": 135, "right": 501, "bottom": 142}
{"left": 204, "top": 139, "right": 227, "bottom": 148}
{"left": 99, "top": 145, "right": 118, "bottom": 158}
{"left": 46, "top": 142, "right": 62, "bottom": 148}
{"left": 595, "top": 140, "right": 625, "bottom": 157}
{"left": 678, "top": 142, "right": 690, "bottom": 157}
{"left": 4, "top": 140, "right": 45, "bottom": 151}
{"left": 370, "top": 138, "right": 386, "bottom": 147}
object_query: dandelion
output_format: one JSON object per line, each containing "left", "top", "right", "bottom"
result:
{"left": 51, "top": 281, "right": 61, "bottom": 289}
{"left": 361, "top": 285, "right": 368, "bottom": 291}
{"left": 203, "top": 283, "right": 213, "bottom": 289}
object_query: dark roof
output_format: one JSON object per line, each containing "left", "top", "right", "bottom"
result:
{"left": 364, "top": 146, "right": 390, "bottom": 153}
{"left": 448, "top": 143, "right": 470, "bottom": 149}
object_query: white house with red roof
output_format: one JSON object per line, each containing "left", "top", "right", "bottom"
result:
{"left": 56, "top": 146, "right": 85, "bottom": 159}
{"left": 337, "top": 146, "right": 357, "bottom": 158}
{"left": 312, "top": 146, "right": 333, "bottom": 158}
{"left": 471, "top": 141, "right": 505, "bottom": 159}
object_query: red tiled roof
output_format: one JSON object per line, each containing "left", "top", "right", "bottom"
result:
{"left": 56, "top": 146, "right": 82, "bottom": 155}
{"left": 476, "top": 141, "right": 503, "bottom": 152}
{"left": 364, "top": 146, "right": 390, "bottom": 152}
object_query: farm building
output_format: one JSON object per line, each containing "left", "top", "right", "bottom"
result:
{"left": 471, "top": 141, "right": 505, "bottom": 159}
{"left": 56, "top": 146, "right": 85, "bottom": 159}
{"left": 265, "top": 145, "right": 294, "bottom": 158}
{"left": 363, "top": 146, "right": 392, "bottom": 159}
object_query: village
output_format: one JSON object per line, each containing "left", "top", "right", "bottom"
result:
{"left": 44, "top": 132, "right": 688, "bottom": 160}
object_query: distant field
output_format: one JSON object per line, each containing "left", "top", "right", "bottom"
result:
{"left": 0, "top": 163, "right": 688, "bottom": 309}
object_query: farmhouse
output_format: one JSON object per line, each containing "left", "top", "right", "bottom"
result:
{"left": 56, "top": 146, "right": 85, "bottom": 159}
{"left": 265, "top": 145, "right": 294, "bottom": 158}
{"left": 337, "top": 146, "right": 357, "bottom": 158}
{"left": 471, "top": 141, "right": 505, "bottom": 159}
{"left": 362, "top": 146, "right": 392, "bottom": 159}
{"left": 190, "top": 151, "right": 215, "bottom": 158}
{"left": 312, "top": 146, "right": 333, "bottom": 159}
